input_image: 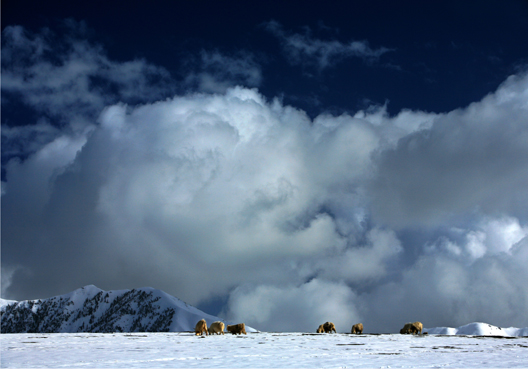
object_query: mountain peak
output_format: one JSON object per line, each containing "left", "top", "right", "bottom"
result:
{"left": 81, "top": 284, "right": 100, "bottom": 290}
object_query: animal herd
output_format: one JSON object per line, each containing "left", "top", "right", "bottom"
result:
{"left": 316, "top": 321, "right": 422, "bottom": 335}
{"left": 194, "top": 319, "right": 247, "bottom": 335}
{"left": 195, "top": 318, "right": 424, "bottom": 336}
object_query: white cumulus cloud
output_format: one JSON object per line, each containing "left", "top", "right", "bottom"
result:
{"left": 3, "top": 23, "right": 528, "bottom": 333}
{"left": 224, "top": 279, "right": 361, "bottom": 332}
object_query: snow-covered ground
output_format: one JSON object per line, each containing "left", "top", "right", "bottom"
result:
{"left": 424, "top": 322, "right": 528, "bottom": 337}
{"left": 2, "top": 331, "right": 527, "bottom": 368}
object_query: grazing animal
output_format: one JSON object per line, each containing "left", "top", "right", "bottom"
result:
{"left": 400, "top": 323, "right": 413, "bottom": 334}
{"left": 400, "top": 321, "right": 423, "bottom": 335}
{"left": 195, "top": 319, "right": 208, "bottom": 336}
{"left": 323, "top": 321, "right": 336, "bottom": 333}
{"left": 317, "top": 324, "right": 325, "bottom": 333}
{"left": 227, "top": 323, "right": 247, "bottom": 335}
{"left": 351, "top": 323, "right": 363, "bottom": 334}
{"left": 411, "top": 321, "right": 423, "bottom": 335}
{"left": 208, "top": 321, "right": 225, "bottom": 335}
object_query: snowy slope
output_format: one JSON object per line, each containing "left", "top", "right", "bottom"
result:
{"left": 424, "top": 322, "right": 528, "bottom": 337}
{"left": 0, "top": 299, "right": 17, "bottom": 309}
{"left": 0, "top": 285, "right": 253, "bottom": 334}
{"left": 3, "top": 332, "right": 528, "bottom": 368}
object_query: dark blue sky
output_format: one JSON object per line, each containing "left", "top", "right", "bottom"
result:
{"left": 3, "top": 0, "right": 528, "bottom": 118}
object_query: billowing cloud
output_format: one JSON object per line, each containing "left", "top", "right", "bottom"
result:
{"left": 370, "top": 73, "right": 528, "bottom": 229}
{"left": 425, "top": 216, "right": 528, "bottom": 262}
{"left": 224, "top": 279, "right": 361, "bottom": 332}
{"left": 264, "top": 20, "right": 392, "bottom": 70}
{"left": 2, "top": 86, "right": 389, "bottom": 304}
{"left": 2, "top": 24, "right": 528, "bottom": 333}
{"left": 361, "top": 234, "right": 528, "bottom": 332}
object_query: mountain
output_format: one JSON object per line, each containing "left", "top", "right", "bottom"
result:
{"left": 0, "top": 285, "right": 250, "bottom": 334}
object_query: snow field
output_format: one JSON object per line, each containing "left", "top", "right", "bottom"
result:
{"left": 2, "top": 332, "right": 527, "bottom": 368}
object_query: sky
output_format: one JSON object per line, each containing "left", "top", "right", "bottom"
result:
{"left": 2, "top": 0, "right": 528, "bottom": 333}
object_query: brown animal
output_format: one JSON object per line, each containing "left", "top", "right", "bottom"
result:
{"left": 323, "top": 321, "right": 336, "bottom": 333}
{"left": 208, "top": 321, "right": 225, "bottom": 335}
{"left": 411, "top": 321, "right": 423, "bottom": 334}
{"left": 195, "top": 319, "right": 208, "bottom": 335}
{"left": 317, "top": 324, "right": 325, "bottom": 333}
{"left": 227, "top": 323, "right": 247, "bottom": 335}
{"left": 400, "top": 323, "right": 413, "bottom": 334}
{"left": 351, "top": 323, "right": 363, "bottom": 334}
{"left": 400, "top": 321, "right": 423, "bottom": 335}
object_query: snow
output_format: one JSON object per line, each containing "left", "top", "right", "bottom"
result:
{"left": 62, "top": 284, "right": 104, "bottom": 307}
{"left": 2, "top": 331, "right": 527, "bottom": 368}
{"left": 424, "top": 322, "right": 528, "bottom": 337}
{"left": 0, "top": 299, "right": 17, "bottom": 309}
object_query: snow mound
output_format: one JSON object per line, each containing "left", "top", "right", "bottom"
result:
{"left": 424, "top": 322, "right": 528, "bottom": 337}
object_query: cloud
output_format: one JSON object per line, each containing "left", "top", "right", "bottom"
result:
{"left": 1, "top": 22, "right": 174, "bottom": 165}
{"left": 2, "top": 85, "right": 389, "bottom": 304}
{"left": 2, "top": 23, "right": 528, "bottom": 333}
{"left": 264, "top": 20, "right": 392, "bottom": 70}
{"left": 314, "top": 228, "right": 403, "bottom": 283}
{"left": 1, "top": 23, "right": 263, "bottom": 164}
{"left": 361, "top": 233, "right": 528, "bottom": 332}
{"left": 425, "top": 216, "right": 528, "bottom": 262}
{"left": 183, "top": 50, "right": 263, "bottom": 93}
{"left": 2, "top": 23, "right": 173, "bottom": 119}
{"left": 370, "top": 73, "right": 528, "bottom": 229}
{"left": 224, "top": 216, "right": 528, "bottom": 333}
{"left": 224, "top": 279, "right": 361, "bottom": 332}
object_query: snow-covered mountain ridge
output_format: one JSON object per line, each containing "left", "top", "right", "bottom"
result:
{"left": 0, "top": 285, "right": 235, "bottom": 333}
